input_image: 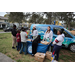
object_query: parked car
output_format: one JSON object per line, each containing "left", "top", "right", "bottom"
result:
{"left": 30, "top": 24, "right": 75, "bottom": 52}
{"left": 17, "top": 26, "right": 28, "bottom": 31}
{"left": 3, "top": 27, "right": 13, "bottom": 32}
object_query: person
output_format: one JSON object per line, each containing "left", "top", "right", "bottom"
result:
{"left": 32, "top": 35, "right": 41, "bottom": 56}
{"left": 32, "top": 26, "right": 38, "bottom": 39}
{"left": 16, "top": 30, "right": 21, "bottom": 51}
{"left": 43, "top": 26, "right": 53, "bottom": 42}
{"left": 19, "top": 28, "right": 28, "bottom": 55}
{"left": 51, "top": 29, "right": 65, "bottom": 62}
{"left": 43, "top": 26, "right": 53, "bottom": 52}
{"left": 11, "top": 24, "right": 17, "bottom": 49}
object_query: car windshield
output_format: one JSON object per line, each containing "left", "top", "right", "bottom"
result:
{"left": 64, "top": 28, "right": 75, "bottom": 36}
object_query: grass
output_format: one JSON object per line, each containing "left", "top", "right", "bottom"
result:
{"left": 0, "top": 33, "right": 75, "bottom": 62}
{"left": 0, "top": 29, "right": 3, "bottom": 32}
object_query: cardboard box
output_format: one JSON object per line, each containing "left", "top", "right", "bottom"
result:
{"left": 41, "top": 41, "right": 50, "bottom": 45}
{"left": 46, "top": 51, "right": 52, "bottom": 60}
{"left": 27, "top": 39, "right": 31, "bottom": 41}
{"left": 34, "top": 53, "right": 46, "bottom": 62}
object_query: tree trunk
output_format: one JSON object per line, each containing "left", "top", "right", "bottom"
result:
{"left": 48, "top": 16, "right": 51, "bottom": 24}
{"left": 68, "top": 22, "right": 70, "bottom": 30}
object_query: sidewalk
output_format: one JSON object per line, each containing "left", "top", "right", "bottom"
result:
{"left": 0, "top": 52, "right": 16, "bottom": 62}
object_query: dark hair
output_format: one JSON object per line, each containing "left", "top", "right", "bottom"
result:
{"left": 13, "top": 24, "right": 16, "bottom": 29}
{"left": 46, "top": 26, "right": 51, "bottom": 33}
{"left": 58, "top": 29, "right": 64, "bottom": 34}
{"left": 17, "top": 30, "right": 20, "bottom": 33}
{"left": 32, "top": 28, "right": 36, "bottom": 33}
{"left": 22, "top": 28, "right": 25, "bottom": 31}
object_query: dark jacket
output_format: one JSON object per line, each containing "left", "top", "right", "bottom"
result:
{"left": 32, "top": 35, "right": 41, "bottom": 44}
{"left": 11, "top": 29, "right": 17, "bottom": 37}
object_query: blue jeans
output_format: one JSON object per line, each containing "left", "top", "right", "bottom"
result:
{"left": 19, "top": 42, "right": 27, "bottom": 55}
{"left": 52, "top": 45, "right": 62, "bottom": 61}
{"left": 17, "top": 42, "right": 21, "bottom": 51}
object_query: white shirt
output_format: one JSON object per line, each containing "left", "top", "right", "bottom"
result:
{"left": 53, "top": 34, "right": 65, "bottom": 46}
{"left": 32, "top": 30, "right": 38, "bottom": 36}
{"left": 20, "top": 31, "right": 27, "bottom": 42}
{"left": 44, "top": 30, "right": 53, "bottom": 41}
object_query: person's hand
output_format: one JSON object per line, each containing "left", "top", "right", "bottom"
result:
{"left": 43, "top": 39, "right": 44, "bottom": 41}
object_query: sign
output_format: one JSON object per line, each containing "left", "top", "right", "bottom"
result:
{"left": 28, "top": 45, "right": 32, "bottom": 54}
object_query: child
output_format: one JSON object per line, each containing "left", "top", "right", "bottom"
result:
{"left": 19, "top": 28, "right": 28, "bottom": 55}
{"left": 16, "top": 30, "right": 21, "bottom": 51}
{"left": 51, "top": 29, "right": 65, "bottom": 62}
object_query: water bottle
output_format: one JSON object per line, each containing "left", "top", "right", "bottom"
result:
{"left": 28, "top": 35, "right": 30, "bottom": 39}
{"left": 51, "top": 54, "right": 55, "bottom": 62}
{"left": 47, "top": 37, "right": 50, "bottom": 42}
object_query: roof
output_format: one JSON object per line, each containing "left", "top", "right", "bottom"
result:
{"left": 31, "top": 24, "right": 64, "bottom": 28}
{"left": 0, "top": 16, "right": 8, "bottom": 20}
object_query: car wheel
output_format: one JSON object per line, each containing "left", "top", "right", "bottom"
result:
{"left": 69, "top": 44, "right": 75, "bottom": 52}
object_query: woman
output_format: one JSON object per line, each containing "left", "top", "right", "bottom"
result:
{"left": 51, "top": 29, "right": 65, "bottom": 62}
{"left": 32, "top": 35, "right": 41, "bottom": 56}
{"left": 43, "top": 26, "right": 53, "bottom": 51}
{"left": 32, "top": 26, "right": 38, "bottom": 39}
{"left": 43, "top": 26, "right": 53, "bottom": 42}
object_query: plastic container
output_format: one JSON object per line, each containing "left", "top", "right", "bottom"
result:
{"left": 47, "top": 37, "right": 50, "bottom": 42}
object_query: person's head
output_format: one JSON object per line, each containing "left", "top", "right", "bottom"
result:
{"left": 13, "top": 24, "right": 16, "bottom": 29}
{"left": 37, "top": 35, "right": 41, "bottom": 38}
{"left": 46, "top": 26, "right": 51, "bottom": 33}
{"left": 21, "top": 27, "right": 23, "bottom": 30}
{"left": 57, "top": 29, "right": 63, "bottom": 35}
{"left": 22, "top": 28, "right": 26, "bottom": 32}
{"left": 33, "top": 26, "right": 36, "bottom": 30}
{"left": 47, "top": 26, "right": 51, "bottom": 31}
{"left": 17, "top": 30, "right": 20, "bottom": 33}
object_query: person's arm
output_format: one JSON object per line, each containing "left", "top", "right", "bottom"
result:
{"left": 53, "top": 36, "right": 61, "bottom": 44}
{"left": 25, "top": 33, "right": 28, "bottom": 38}
{"left": 43, "top": 31, "right": 46, "bottom": 40}
{"left": 49, "top": 31, "right": 53, "bottom": 42}
{"left": 36, "top": 30, "right": 38, "bottom": 36}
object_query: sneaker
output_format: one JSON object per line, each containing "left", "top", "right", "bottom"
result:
{"left": 12, "top": 47, "right": 15, "bottom": 49}
{"left": 16, "top": 46, "right": 17, "bottom": 48}
{"left": 54, "top": 60, "right": 58, "bottom": 62}
{"left": 32, "top": 54, "right": 34, "bottom": 56}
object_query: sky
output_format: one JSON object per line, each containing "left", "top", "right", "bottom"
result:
{"left": 0, "top": 12, "right": 6, "bottom": 16}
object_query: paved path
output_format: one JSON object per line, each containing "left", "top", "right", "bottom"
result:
{"left": 0, "top": 31, "right": 11, "bottom": 33}
{"left": 0, "top": 53, "right": 15, "bottom": 62}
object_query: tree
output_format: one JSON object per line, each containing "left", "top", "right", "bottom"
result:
{"left": 43, "top": 12, "right": 53, "bottom": 24}
{"left": 56, "top": 12, "right": 75, "bottom": 29}
{"left": 28, "top": 12, "right": 44, "bottom": 24}
{"left": 8, "top": 12, "right": 25, "bottom": 25}
{"left": 4, "top": 14, "right": 9, "bottom": 18}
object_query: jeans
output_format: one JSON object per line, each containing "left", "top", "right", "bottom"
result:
{"left": 19, "top": 42, "right": 27, "bottom": 55}
{"left": 52, "top": 45, "right": 62, "bottom": 61}
{"left": 17, "top": 42, "right": 21, "bottom": 51}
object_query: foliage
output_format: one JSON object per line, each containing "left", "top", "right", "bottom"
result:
{"left": 8, "top": 12, "right": 25, "bottom": 24}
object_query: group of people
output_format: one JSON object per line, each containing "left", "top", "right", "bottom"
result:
{"left": 11, "top": 25, "right": 28, "bottom": 55}
{"left": 11, "top": 24, "right": 65, "bottom": 62}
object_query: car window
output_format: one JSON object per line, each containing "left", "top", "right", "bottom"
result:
{"left": 53, "top": 27, "right": 72, "bottom": 38}
{"left": 63, "top": 30, "right": 72, "bottom": 38}
{"left": 53, "top": 27, "right": 61, "bottom": 35}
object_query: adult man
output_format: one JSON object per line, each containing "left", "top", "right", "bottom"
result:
{"left": 11, "top": 24, "right": 17, "bottom": 49}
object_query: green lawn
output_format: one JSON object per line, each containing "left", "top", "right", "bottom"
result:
{"left": 0, "top": 33, "right": 75, "bottom": 62}
{"left": 0, "top": 29, "right": 3, "bottom": 32}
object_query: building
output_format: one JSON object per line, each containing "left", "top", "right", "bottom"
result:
{"left": 0, "top": 16, "right": 8, "bottom": 29}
